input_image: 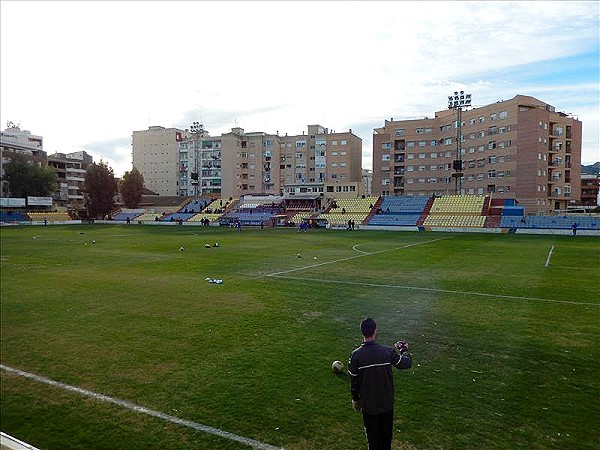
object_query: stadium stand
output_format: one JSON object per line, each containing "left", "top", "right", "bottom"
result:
{"left": 112, "top": 209, "right": 144, "bottom": 221}
{"left": 318, "top": 196, "right": 379, "bottom": 227}
{"left": 0, "top": 211, "right": 29, "bottom": 222}
{"left": 500, "top": 215, "right": 599, "bottom": 230}
{"left": 423, "top": 195, "right": 486, "bottom": 228}
{"left": 28, "top": 212, "right": 73, "bottom": 222}
{"left": 368, "top": 195, "right": 429, "bottom": 227}
{"left": 160, "top": 212, "right": 196, "bottom": 222}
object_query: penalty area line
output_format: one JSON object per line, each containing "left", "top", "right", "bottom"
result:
{"left": 0, "top": 365, "right": 282, "bottom": 450}
{"left": 545, "top": 245, "right": 555, "bottom": 268}
{"left": 271, "top": 275, "right": 599, "bottom": 307}
{"left": 267, "top": 237, "right": 452, "bottom": 277}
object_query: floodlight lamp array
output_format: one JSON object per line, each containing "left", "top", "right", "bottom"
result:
{"left": 448, "top": 91, "right": 472, "bottom": 109}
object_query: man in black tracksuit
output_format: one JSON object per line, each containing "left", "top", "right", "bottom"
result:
{"left": 348, "top": 317, "right": 412, "bottom": 450}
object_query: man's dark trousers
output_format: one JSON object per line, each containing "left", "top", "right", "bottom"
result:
{"left": 362, "top": 409, "right": 393, "bottom": 450}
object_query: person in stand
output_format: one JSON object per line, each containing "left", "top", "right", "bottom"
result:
{"left": 572, "top": 223, "right": 577, "bottom": 236}
{"left": 349, "top": 317, "right": 412, "bottom": 450}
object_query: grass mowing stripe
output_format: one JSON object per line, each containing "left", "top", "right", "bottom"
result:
{"left": 0, "top": 365, "right": 283, "bottom": 450}
{"left": 271, "top": 275, "right": 599, "bottom": 307}
{"left": 266, "top": 237, "right": 452, "bottom": 277}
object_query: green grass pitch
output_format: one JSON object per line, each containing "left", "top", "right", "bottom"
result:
{"left": 1, "top": 224, "right": 599, "bottom": 449}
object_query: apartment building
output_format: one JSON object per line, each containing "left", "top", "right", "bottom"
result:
{"left": 0, "top": 123, "right": 47, "bottom": 197}
{"left": 47, "top": 150, "right": 93, "bottom": 208}
{"left": 176, "top": 124, "right": 362, "bottom": 200}
{"left": 372, "top": 95, "right": 582, "bottom": 214}
{"left": 132, "top": 126, "right": 183, "bottom": 196}
{"left": 580, "top": 174, "right": 599, "bottom": 207}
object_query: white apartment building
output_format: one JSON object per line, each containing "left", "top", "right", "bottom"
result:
{"left": 132, "top": 126, "right": 183, "bottom": 196}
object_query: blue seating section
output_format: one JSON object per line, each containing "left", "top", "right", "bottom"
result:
{"left": 367, "top": 196, "right": 429, "bottom": 226}
{"left": 112, "top": 211, "right": 143, "bottom": 221}
{"left": 0, "top": 211, "right": 29, "bottom": 222}
{"left": 219, "top": 208, "right": 273, "bottom": 226}
{"left": 500, "top": 215, "right": 599, "bottom": 230}
{"left": 161, "top": 213, "right": 196, "bottom": 222}
{"left": 502, "top": 206, "right": 525, "bottom": 216}
{"left": 368, "top": 214, "right": 423, "bottom": 226}
{"left": 378, "top": 196, "right": 430, "bottom": 213}
{"left": 179, "top": 199, "right": 207, "bottom": 213}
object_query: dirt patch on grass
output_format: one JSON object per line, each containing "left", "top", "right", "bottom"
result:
{"left": 298, "top": 311, "right": 322, "bottom": 324}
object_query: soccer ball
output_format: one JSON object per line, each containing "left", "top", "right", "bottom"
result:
{"left": 332, "top": 360, "right": 344, "bottom": 373}
{"left": 92, "top": 240, "right": 96, "bottom": 244}
{"left": 205, "top": 243, "right": 211, "bottom": 248}
{"left": 179, "top": 246, "right": 184, "bottom": 252}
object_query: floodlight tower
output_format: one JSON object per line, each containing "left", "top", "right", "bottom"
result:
{"left": 189, "top": 121, "right": 204, "bottom": 198}
{"left": 448, "top": 91, "right": 471, "bottom": 195}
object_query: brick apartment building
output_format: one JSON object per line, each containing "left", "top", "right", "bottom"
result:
{"left": 136, "top": 124, "right": 363, "bottom": 200}
{"left": 372, "top": 95, "right": 582, "bottom": 214}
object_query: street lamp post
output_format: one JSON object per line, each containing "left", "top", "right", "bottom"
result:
{"left": 448, "top": 91, "right": 471, "bottom": 195}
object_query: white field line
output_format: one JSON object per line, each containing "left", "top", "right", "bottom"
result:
{"left": 271, "top": 275, "right": 599, "bottom": 307}
{"left": 267, "top": 237, "right": 451, "bottom": 277}
{"left": 0, "top": 365, "right": 282, "bottom": 450}
{"left": 545, "top": 245, "right": 555, "bottom": 268}
{"left": 351, "top": 243, "right": 370, "bottom": 254}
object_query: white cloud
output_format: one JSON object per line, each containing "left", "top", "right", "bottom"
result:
{"left": 1, "top": 1, "right": 598, "bottom": 176}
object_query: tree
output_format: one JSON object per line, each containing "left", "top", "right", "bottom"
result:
{"left": 4, "top": 153, "right": 57, "bottom": 198}
{"left": 83, "top": 161, "right": 118, "bottom": 219}
{"left": 119, "top": 167, "right": 145, "bottom": 209}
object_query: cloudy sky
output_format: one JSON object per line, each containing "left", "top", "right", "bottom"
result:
{"left": 1, "top": 1, "right": 598, "bottom": 177}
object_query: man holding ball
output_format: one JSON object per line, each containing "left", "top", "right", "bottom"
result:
{"left": 348, "top": 317, "right": 412, "bottom": 450}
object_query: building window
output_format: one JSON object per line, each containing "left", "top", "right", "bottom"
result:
{"left": 382, "top": 178, "right": 390, "bottom": 186}
{"left": 418, "top": 153, "right": 426, "bottom": 159}
{"left": 430, "top": 140, "right": 437, "bottom": 146}
{"left": 341, "top": 140, "right": 347, "bottom": 145}
{"left": 381, "top": 143, "right": 392, "bottom": 149}
{"left": 469, "top": 118, "right": 476, "bottom": 125}
{"left": 479, "top": 116, "right": 485, "bottom": 123}
{"left": 418, "top": 141, "right": 426, "bottom": 147}
{"left": 382, "top": 154, "right": 391, "bottom": 161}
{"left": 394, "top": 129, "right": 405, "bottom": 136}
{"left": 407, "top": 141, "right": 415, "bottom": 148}
{"left": 499, "top": 110, "right": 508, "bottom": 120}
{"left": 407, "top": 153, "right": 415, "bottom": 159}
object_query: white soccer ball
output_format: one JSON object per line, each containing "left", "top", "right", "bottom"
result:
{"left": 92, "top": 240, "right": 96, "bottom": 244}
{"left": 179, "top": 246, "right": 184, "bottom": 251}
{"left": 332, "top": 360, "right": 344, "bottom": 373}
